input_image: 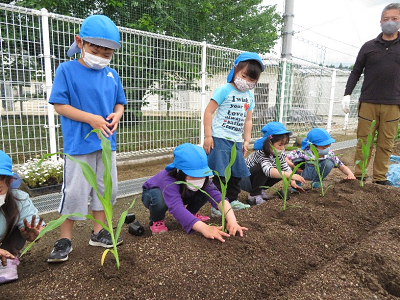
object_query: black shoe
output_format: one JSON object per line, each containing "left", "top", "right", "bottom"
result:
{"left": 89, "top": 229, "right": 123, "bottom": 248}
{"left": 47, "top": 238, "right": 73, "bottom": 263}
{"left": 276, "top": 189, "right": 290, "bottom": 200}
{"left": 374, "top": 180, "right": 393, "bottom": 186}
{"left": 356, "top": 176, "right": 366, "bottom": 182}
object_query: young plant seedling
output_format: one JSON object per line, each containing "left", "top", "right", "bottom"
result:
{"left": 20, "top": 129, "right": 136, "bottom": 269}
{"left": 261, "top": 147, "right": 304, "bottom": 211}
{"left": 355, "top": 120, "right": 376, "bottom": 187}
{"left": 308, "top": 144, "right": 333, "bottom": 196}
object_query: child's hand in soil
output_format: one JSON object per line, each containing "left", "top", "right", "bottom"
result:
{"left": 0, "top": 249, "right": 15, "bottom": 266}
{"left": 226, "top": 221, "right": 248, "bottom": 237}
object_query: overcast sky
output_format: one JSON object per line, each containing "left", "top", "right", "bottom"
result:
{"left": 262, "top": 0, "right": 395, "bottom": 66}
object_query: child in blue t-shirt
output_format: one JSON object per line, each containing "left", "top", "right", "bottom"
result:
{"left": 287, "top": 128, "right": 356, "bottom": 188}
{"left": 203, "top": 52, "right": 264, "bottom": 215}
{"left": 47, "top": 15, "right": 127, "bottom": 263}
{"left": 0, "top": 150, "right": 44, "bottom": 284}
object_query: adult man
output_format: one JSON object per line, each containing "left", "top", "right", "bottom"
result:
{"left": 342, "top": 3, "right": 400, "bottom": 185}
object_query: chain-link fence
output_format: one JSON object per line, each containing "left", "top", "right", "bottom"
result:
{"left": 0, "top": 3, "right": 361, "bottom": 165}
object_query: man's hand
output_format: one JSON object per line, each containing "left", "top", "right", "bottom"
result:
{"left": 342, "top": 95, "right": 351, "bottom": 114}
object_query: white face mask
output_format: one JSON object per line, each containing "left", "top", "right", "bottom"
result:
{"left": 234, "top": 76, "right": 256, "bottom": 92}
{"left": 82, "top": 47, "right": 111, "bottom": 70}
{"left": 186, "top": 178, "right": 206, "bottom": 191}
{"left": 0, "top": 194, "right": 6, "bottom": 207}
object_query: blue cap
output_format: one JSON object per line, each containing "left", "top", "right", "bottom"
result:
{"left": 165, "top": 143, "right": 213, "bottom": 177}
{"left": 253, "top": 122, "right": 292, "bottom": 150}
{"left": 67, "top": 15, "right": 121, "bottom": 57}
{"left": 0, "top": 150, "right": 21, "bottom": 189}
{"left": 226, "top": 52, "right": 265, "bottom": 83}
{"left": 301, "top": 128, "right": 336, "bottom": 150}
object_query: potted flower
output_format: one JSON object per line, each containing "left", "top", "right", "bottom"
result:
{"left": 18, "top": 157, "right": 64, "bottom": 197}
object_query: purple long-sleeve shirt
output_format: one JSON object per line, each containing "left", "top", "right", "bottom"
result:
{"left": 143, "top": 170, "right": 226, "bottom": 233}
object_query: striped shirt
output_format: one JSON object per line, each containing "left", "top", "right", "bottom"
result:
{"left": 246, "top": 150, "right": 292, "bottom": 177}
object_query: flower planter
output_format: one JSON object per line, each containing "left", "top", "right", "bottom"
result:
{"left": 24, "top": 184, "right": 62, "bottom": 197}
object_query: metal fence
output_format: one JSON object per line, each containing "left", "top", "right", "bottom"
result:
{"left": 0, "top": 3, "right": 361, "bottom": 165}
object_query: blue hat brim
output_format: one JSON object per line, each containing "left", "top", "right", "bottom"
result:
{"left": 10, "top": 173, "right": 21, "bottom": 189}
{"left": 67, "top": 41, "right": 80, "bottom": 57}
{"left": 254, "top": 137, "right": 267, "bottom": 150}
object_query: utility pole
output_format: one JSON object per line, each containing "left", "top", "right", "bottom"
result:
{"left": 281, "top": 0, "right": 294, "bottom": 59}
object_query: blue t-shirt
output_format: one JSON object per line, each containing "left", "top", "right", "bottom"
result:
{"left": 211, "top": 83, "right": 255, "bottom": 142}
{"left": 49, "top": 60, "right": 127, "bottom": 155}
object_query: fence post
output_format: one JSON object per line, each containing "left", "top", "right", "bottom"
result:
{"left": 41, "top": 8, "right": 57, "bottom": 159}
{"left": 278, "top": 58, "right": 287, "bottom": 123}
{"left": 200, "top": 40, "right": 207, "bottom": 146}
{"left": 326, "top": 69, "right": 336, "bottom": 132}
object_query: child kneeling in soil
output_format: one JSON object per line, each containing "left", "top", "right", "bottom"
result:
{"left": 241, "top": 122, "right": 305, "bottom": 205}
{"left": 286, "top": 128, "right": 356, "bottom": 188}
{"left": 0, "top": 150, "right": 45, "bottom": 284}
{"left": 141, "top": 143, "right": 248, "bottom": 242}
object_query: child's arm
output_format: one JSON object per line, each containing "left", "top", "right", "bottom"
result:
{"left": 223, "top": 201, "right": 248, "bottom": 236}
{"left": 270, "top": 168, "right": 306, "bottom": 183}
{"left": 107, "top": 104, "right": 124, "bottom": 132}
{"left": 286, "top": 156, "right": 295, "bottom": 169}
{"left": 20, "top": 215, "right": 45, "bottom": 242}
{"left": 54, "top": 104, "right": 113, "bottom": 137}
{"left": 191, "top": 220, "right": 230, "bottom": 242}
{"left": 338, "top": 164, "right": 356, "bottom": 180}
{"left": 203, "top": 100, "right": 219, "bottom": 154}
{"left": 243, "top": 110, "right": 253, "bottom": 155}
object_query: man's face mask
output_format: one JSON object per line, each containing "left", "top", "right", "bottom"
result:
{"left": 381, "top": 20, "right": 400, "bottom": 35}
{"left": 234, "top": 76, "right": 256, "bottom": 92}
{"left": 82, "top": 47, "right": 111, "bottom": 70}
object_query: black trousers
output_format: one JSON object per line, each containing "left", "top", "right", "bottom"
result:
{"left": 212, "top": 176, "right": 242, "bottom": 202}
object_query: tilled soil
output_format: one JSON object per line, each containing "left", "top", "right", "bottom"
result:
{"left": 2, "top": 140, "right": 400, "bottom": 299}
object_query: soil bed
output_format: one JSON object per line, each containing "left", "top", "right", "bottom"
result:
{"left": 2, "top": 138, "right": 400, "bottom": 299}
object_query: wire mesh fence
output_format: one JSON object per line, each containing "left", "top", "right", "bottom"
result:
{"left": 0, "top": 3, "right": 361, "bottom": 166}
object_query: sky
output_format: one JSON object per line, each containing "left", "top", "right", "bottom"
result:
{"left": 262, "top": 0, "right": 395, "bottom": 66}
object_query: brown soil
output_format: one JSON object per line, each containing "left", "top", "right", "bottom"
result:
{"left": 2, "top": 136, "right": 400, "bottom": 299}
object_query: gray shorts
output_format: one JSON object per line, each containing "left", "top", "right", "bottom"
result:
{"left": 58, "top": 150, "right": 118, "bottom": 221}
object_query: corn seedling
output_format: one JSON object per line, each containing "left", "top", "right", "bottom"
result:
{"left": 308, "top": 144, "right": 333, "bottom": 196}
{"left": 20, "top": 129, "right": 136, "bottom": 269}
{"left": 261, "top": 147, "right": 304, "bottom": 210}
{"left": 355, "top": 120, "right": 376, "bottom": 187}
{"left": 169, "top": 142, "right": 237, "bottom": 232}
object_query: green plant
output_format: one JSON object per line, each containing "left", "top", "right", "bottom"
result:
{"left": 355, "top": 120, "right": 376, "bottom": 187}
{"left": 20, "top": 129, "right": 136, "bottom": 269}
{"left": 261, "top": 148, "right": 304, "bottom": 211}
{"left": 308, "top": 144, "right": 334, "bottom": 196}
{"left": 18, "top": 157, "right": 63, "bottom": 188}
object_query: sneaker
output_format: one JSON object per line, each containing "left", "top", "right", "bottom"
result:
{"left": 89, "top": 229, "right": 123, "bottom": 248}
{"left": 230, "top": 200, "right": 250, "bottom": 211}
{"left": 261, "top": 190, "right": 269, "bottom": 200}
{"left": 374, "top": 180, "right": 393, "bottom": 186}
{"left": 211, "top": 207, "right": 222, "bottom": 217}
{"left": 47, "top": 238, "right": 73, "bottom": 263}
{"left": 0, "top": 258, "right": 19, "bottom": 284}
{"left": 150, "top": 220, "right": 168, "bottom": 233}
{"left": 193, "top": 212, "right": 210, "bottom": 221}
{"left": 247, "top": 195, "right": 266, "bottom": 206}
